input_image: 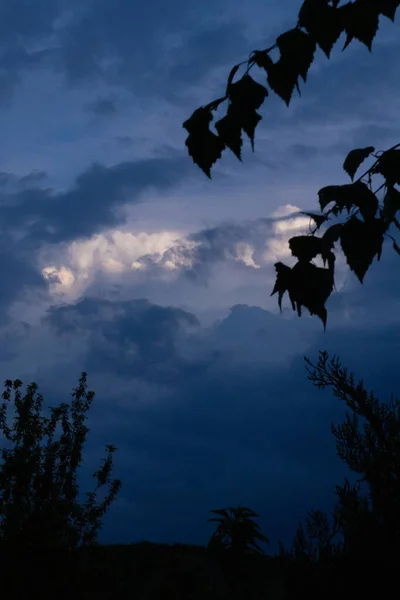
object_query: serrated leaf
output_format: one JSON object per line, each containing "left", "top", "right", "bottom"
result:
{"left": 341, "top": 0, "right": 380, "bottom": 51}
{"left": 183, "top": 107, "right": 225, "bottom": 178}
{"left": 271, "top": 262, "right": 293, "bottom": 312}
{"left": 351, "top": 181, "right": 378, "bottom": 221}
{"left": 218, "top": 76, "right": 267, "bottom": 156}
{"left": 339, "top": 216, "right": 385, "bottom": 283}
{"left": 372, "top": 149, "right": 400, "bottom": 186}
{"left": 318, "top": 184, "right": 354, "bottom": 212}
{"left": 251, "top": 50, "right": 274, "bottom": 72}
{"left": 272, "top": 259, "right": 334, "bottom": 328}
{"left": 266, "top": 60, "right": 298, "bottom": 105}
{"left": 289, "top": 261, "right": 334, "bottom": 330}
{"left": 240, "top": 110, "right": 262, "bottom": 151}
{"left": 343, "top": 146, "right": 375, "bottom": 180}
{"left": 215, "top": 111, "right": 243, "bottom": 160}
{"left": 226, "top": 64, "right": 241, "bottom": 96}
{"left": 183, "top": 106, "right": 213, "bottom": 134}
{"left": 383, "top": 185, "right": 400, "bottom": 224}
{"left": 288, "top": 235, "right": 323, "bottom": 261}
{"left": 298, "top": 0, "right": 344, "bottom": 57}
{"left": 379, "top": 0, "right": 400, "bottom": 21}
{"left": 228, "top": 74, "right": 268, "bottom": 111}
{"left": 276, "top": 27, "right": 316, "bottom": 83}
{"left": 322, "top": 223, "right": 343, "bottom": 250}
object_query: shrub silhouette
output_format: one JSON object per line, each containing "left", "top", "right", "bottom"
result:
{"left": 0, "top": 372, "right": 121, "bottom": 598}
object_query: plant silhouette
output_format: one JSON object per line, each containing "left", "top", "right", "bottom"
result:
{"left": 0, "top": 373, "right": 121, "bottom": 598}
{"left": 207, "top": 505, "right": 270, "bottom": 598}
{"left": 183, "top": 0, "right": 400, "bottom": 328}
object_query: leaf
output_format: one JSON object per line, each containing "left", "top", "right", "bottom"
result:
{"left": 217, "top": 75, "right": 268, "bottom": 157}
{"left": 272, "top": 260, "right": 334, "bottom": 329}
{"left": 259, "top": 29, "right": 315, "bottom": 106}
{"left": 393, "top": 239, "right": 400, "bottom": 255}
{"left": 264, "top": 60, "right": 299, "bottom": 105}
{"left": 379, "top": 0, "right": 400, "bottom": 20}
{"left": 240, "top": 110, "right": 262, "bottom": 151}
{"left": 341, "top": 0, "right": 380, "bottom": 51}
{"left": 183, "top": 107, "right": 225, "bottom": 178}
{"left": 228, "top": 74, "right": 268, "bottom": 111}
{"left": 289, "top": 261, "right": 334, "bottom": 330}
{"left": 288, "top": 235, "right": 323, "bottom": 261}
{"left": 318, "top": 184, "right": 354, "bottom": 212}
{"left": 372, "top": 149, "right": 400, "bottom": 186}
{"left": 351, "top": 181, "right": 378, "bottom": 221}
{"left": 183, "top": 106, "right": 213, "bottom": 134}
{"left": 343, "top": 146, "right": 375, "bottom": 180}
{"left": 226, "top": 64, "right": 241, "bottom": 96}
{"left": 215, "top": 109, "right": 243, "bottom": 160}
{"left": 383, "top": 185, "right": 400, "bottom": 224}
{"left": 339, "top": 216, "right": 385, "bottom": 283}
{"left": 322, "top": 223, "right": 343, "bottom": 251}
{"left": 275, "top": 28, "right": 316, "bottom": 83}
{"left": 298, "top": 0, "right": 344, "bottom": 58}
{"left": 271, "top": 262, "right": 293, "bottom": 312}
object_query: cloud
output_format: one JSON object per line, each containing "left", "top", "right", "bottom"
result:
{"left": 85, "top": 95, "right": 118, "bottom": 116}
{"left": 0, "top": 155, "right": 191, "bottom": 245}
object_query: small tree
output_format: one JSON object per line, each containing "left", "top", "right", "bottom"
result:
{"left": 305, "top": 351, "right": 400, "bottom": 560}
{"left": 207, "top": 505, "right": 269, "bottom": 597}
{"left": 0, "top": 372, "right": 121, "bottom": 552}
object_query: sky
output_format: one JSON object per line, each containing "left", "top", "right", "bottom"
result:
{"left": 0, "top": 0, "right": 400, "bottom": 551}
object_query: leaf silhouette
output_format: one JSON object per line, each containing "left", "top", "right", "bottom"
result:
{"left": 298, "top": 0, "right": 344, "bottom": 57}
{"left": 240, "top": 110, "right": 262, "bottom": 151}
{"left": 383, "top": 185, "right": 400, "bottom": 224}
{"left": 229, "top": 74, "right": 268, "bottom": 111}
{"left": 215, "top": 108, "right": 243, "bottom": 160}
{"left": 272, "top": 260, "right": 334, "bottom": 329}
{"left": 271, "top": 262, "right": 293, "bottom": 312}
{"left": 183, "top": 107, "right": 225, "bottom": 178}
{"left": 290, "top": 261, "right": 334, "bottom": 330}
{"left": 341, "top": 1, "right": 380, "bottom": 51}
{"left": 216, "top": 74, "right": 268, "bottom": 157}
{"left": 260, "top": 28, "right": 316, "bottom": 107}
{"left": 393, "top": 239, "right": 400, "bottom": 255}
{"left": 322, "top": 223, "right": 343, "bottom": 251}
{"left": 351, "top": 181, "right": 379, "bottom": 221}
{"left": 226, "top": 63, "right": 241, "bottom": 95}
{"left": 288, "top": 235, "right": 323, "bottom": 262}
{"left": 276, "top": 27, "right": 316, "bottom": 83}
{"left": 318, "top": 184, "right": 354, "bottom": 213}
{"left": 379, "top": 0, "right": 400, "bottom": 21}
{"left": 372, "top": 149, "right": 400, "bottom": 186}
{"left": 339, "top": 216, "right": 385, "bottom": 283}
{"left": 343, "top": 146, "right": 375, "bottom": 180}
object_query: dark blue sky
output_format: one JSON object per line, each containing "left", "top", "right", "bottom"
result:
{"left": 0, "top": 0, "right": 399, "bottom": 551}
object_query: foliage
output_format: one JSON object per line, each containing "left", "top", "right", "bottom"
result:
{"left": 183, "top": 0, "right": 399, "bottom": 177}
{"left": 183, "top": 0, "right": 400, "bottom": 328}
{"left": 207, "top": 504, "right": 269, "bottom": 556}
{"left": 271, "top": 143, "right": 400, "bottom": 328}
{"left": 305, "top": 350, "right": 400, "bottom": 559}
{"left": 207, "top": 505, "right": 269, "bottom": 597}
{"left": 0, "top": 373, "right": 121, "bottom": 552}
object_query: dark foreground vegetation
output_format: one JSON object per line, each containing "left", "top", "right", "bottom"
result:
{"left": 1, "top": 351, "right": 399, "bottom": 599}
